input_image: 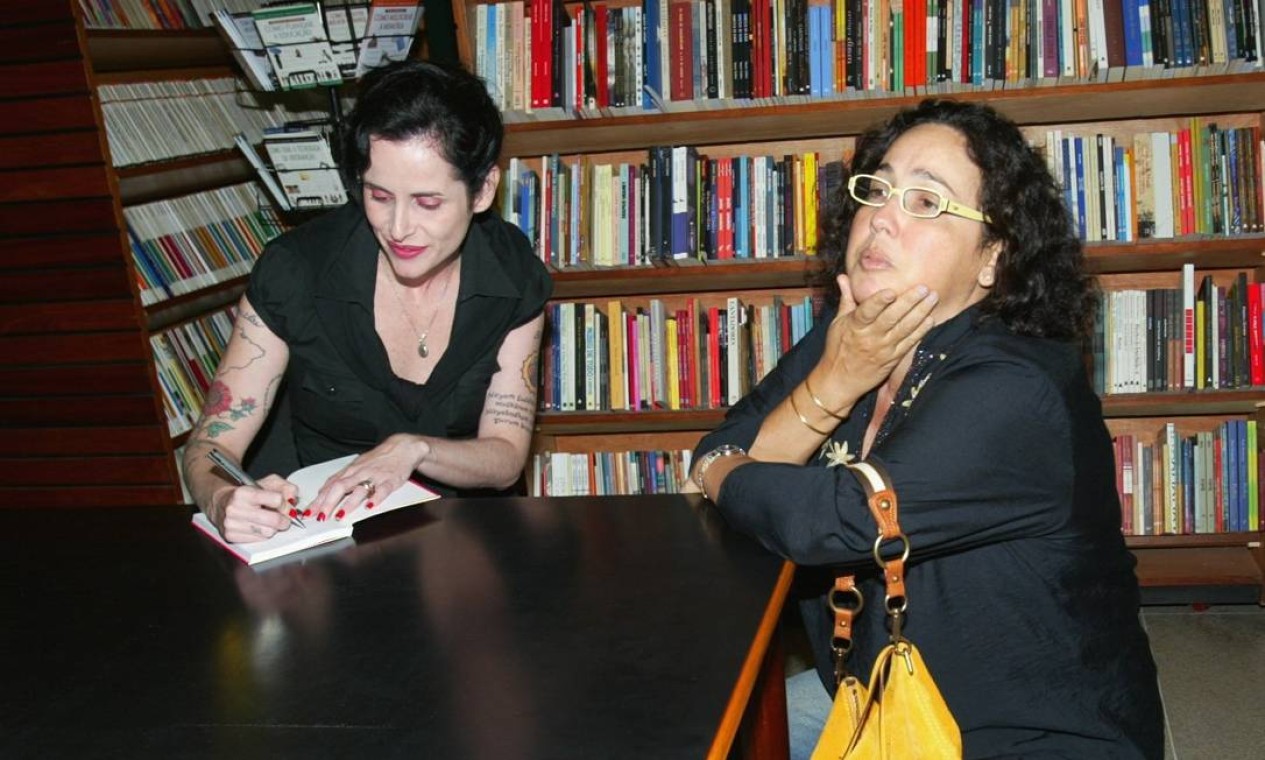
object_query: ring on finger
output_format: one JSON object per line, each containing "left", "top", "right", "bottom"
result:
{"left": 357, "top": 479, "right": 376, "bottom": 498}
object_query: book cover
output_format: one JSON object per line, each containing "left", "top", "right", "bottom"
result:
{"left": 191, "top": 454, "right": 440, "bottom": 566}
{"left": 253, "top": 3, "right": 343, "bottom": 89}
{"left": 1132, "top": 132, "right": 1156, "bottom": 236}
{"left": 1247, "top": 419, "right": 1259, "bottom": 532}
{"left": 1150, "top": 131, "right": 1175, "bottom": 237}
{"left": 1102, "top": 0, "right": 1129, "bottom": 78}
{"left": 668, "top": 0, "right": 695, "bottom": 100}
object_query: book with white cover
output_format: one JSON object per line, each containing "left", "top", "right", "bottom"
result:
{"left": 191, "top": 454, "right": 440, "bottom": 565}
{"left": 253, "top": 3, "right": 343, "bottom": 89}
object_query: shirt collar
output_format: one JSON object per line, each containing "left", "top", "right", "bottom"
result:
{"left": 314, "top": 209, "right": 523, "bottom": 306}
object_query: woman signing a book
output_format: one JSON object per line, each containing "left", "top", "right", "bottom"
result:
{"left": 688, "top": 100, "right": 1164, "bottom": 758}
{"left": 183, "top": 60, "right": 552, "bottom": 543}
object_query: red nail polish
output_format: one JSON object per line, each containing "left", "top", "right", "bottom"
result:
{"left": 335, "top": 509, "right": 346, "bottom": 520}
{"left": 303, "top": 509, "right": 312, "bottom": 517}
{"left": 317, "top": 513, "right": 326, "bottom": 522}
{"left": 289, "top": 508, "right": 298, "bottom": 518}
{"left": 365, "top": 501, "right": 375, "bottom": 510}
{"left": 288, "top": 497, "right": 298, "bottom": 506}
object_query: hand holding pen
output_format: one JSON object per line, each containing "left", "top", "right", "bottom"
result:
{"left": 207, "top": 449, "right": 305, "bottom": 531}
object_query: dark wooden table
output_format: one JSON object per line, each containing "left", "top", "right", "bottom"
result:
{"left": 0, "top": 494, "right": 791, "bottom": 759}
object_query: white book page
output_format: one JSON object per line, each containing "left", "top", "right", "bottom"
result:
{"left": 191, "top": 454, "right": 440, "bottom": 565}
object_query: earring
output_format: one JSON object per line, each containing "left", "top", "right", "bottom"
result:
{"left": 979, "top": 266, "right": 995, "bottom": 287}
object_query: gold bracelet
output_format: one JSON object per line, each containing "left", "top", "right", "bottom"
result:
{"left": 788, "top": 387, "right": 833, "bottom": 437}
{"left": 804, "top": 374, "right": 845, "bottom": 419}
{"left": 804, "top": 376, "right": 846, "bottom": 420}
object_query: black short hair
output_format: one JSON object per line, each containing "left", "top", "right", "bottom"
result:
{"left": 818, "top": 99, "right": 1098, "bottom": 341}
{"left": 340, "top": 60, "right": 503, "bottom": 199}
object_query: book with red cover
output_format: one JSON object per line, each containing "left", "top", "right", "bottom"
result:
{"left": 1248, "top": 282, "right": 1264, "bottom": 386}
{"left": 594, "top": 4, "right": 610, "bottom": 108}
{"left": 1102, "top": 0, "right": 1128, "bottom": 73}
{"left": 626, "top": 310, "right": 641, "bottom": 409}
{"left": 530, "top": 0, "right": 552, "bottom": 108}
{"left": 750, "top": 0, "right": 769, "bottom": 97}
{"left": 669, "top": 0, "right": 695, "bottom": 101}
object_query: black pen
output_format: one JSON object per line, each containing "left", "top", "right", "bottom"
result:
{"left": 207, "top": 449, "right": 305, "bottom": 529}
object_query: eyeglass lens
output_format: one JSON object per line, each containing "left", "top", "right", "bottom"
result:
{"left": 851, "top": 176, "right": 944, "bottom": 219}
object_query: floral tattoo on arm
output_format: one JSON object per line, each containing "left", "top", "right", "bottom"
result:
{"left": 200, "top": 381, "right": 257, "bottom": 438}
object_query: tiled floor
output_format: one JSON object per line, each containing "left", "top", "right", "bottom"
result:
{"left": 782, "top": 603, "right": 1265, "bottom": 759}
{"left": 1143, "top": 604, "right": 1265, "bottom": 760}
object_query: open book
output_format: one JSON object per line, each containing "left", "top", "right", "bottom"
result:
{"left": 191, "top": 454, "right": 440, "bottom": 565}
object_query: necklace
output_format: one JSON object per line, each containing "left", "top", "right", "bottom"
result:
{"left": 381, "top": 261, "right": 455, "bottom": 359}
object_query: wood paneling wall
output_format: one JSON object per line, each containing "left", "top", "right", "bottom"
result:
{"left": 0, "top": 1, "right": 180, "bottom": 507}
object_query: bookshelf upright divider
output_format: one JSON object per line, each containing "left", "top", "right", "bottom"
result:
{"left": 28, "top": 2, "right": 425, "bottom": 503}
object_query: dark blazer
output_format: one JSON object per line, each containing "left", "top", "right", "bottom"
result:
{"left": 695, "top": 305, "right": 1165, "bottom": 759}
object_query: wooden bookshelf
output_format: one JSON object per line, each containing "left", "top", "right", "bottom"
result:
{"left": 551, "top": 257, "right": 819, "bottom": 298}
{"left": 500, "top": 75, "right": 1265, "bottom": 158}
{"left": 1, "top": 3, "right": 180, "bottom": 506}
{"left": 117, "top": 151, "right": 254, "bottom": 205}
{"left": 546, "top": 236, "right": 1265, "bottom": 298}
{"left": 85, "top": 29, "right": 231, "bottom": 73}
{"left": 1132, "top": 546, "right": 1264, "bottom": 604}
{"left": 460, "top": 0, "right": 1265, "bottom": 597}
{"left": 145, "top": 275, "right": 246, "bottom": 332}
{"left": 1083, "top": 236, "right": 1265, "bottom": 274}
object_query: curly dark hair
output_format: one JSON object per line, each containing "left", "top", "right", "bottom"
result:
{"left": 816, "top": 99, "right": 1097, "bottom": 341}
{"left": 340, "top": 59, "right": 503, "bottom": 201}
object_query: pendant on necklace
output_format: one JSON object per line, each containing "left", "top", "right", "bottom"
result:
{"left": 417, "top": 334, "right": 429, "bottom": 359}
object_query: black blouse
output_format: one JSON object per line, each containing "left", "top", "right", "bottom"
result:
{"left": 695, "top": 305, "right": 1165, "bottom": 759}
{"left": 246, "top": 203, "right": 552, "bottom": 494}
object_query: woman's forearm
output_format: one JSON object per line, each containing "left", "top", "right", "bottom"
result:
{"left": 747, "top": 367, "right": 861, "bottom": 464}
{"left": 411, "top": 434, "right": 529, "bottom": 491}
{"left": 181, "top": 435, "right": 237, "bottom": 517}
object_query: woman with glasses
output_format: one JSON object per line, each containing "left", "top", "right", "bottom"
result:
{"left": 689, "top": 100, "right": 1164, "bottom": 759}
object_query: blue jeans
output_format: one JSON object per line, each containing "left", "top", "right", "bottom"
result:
{"left": 787, "top": 668, "right": 834, "bottom": 760}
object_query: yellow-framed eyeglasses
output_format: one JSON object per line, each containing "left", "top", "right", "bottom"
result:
{"left": 848, "top": 174, "right": 991, "bottom": 223}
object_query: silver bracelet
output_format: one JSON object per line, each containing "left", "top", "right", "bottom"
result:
{"left": 693, "top": 444, "right": 747, "bottom": 501}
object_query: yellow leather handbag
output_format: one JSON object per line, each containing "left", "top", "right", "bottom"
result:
{"left": 810, "top": 460, "right": 961, "bottom": 760}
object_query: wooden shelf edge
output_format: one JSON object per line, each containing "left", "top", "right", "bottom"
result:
{"left": 1126, "top": 532, "right": 1261, "bottom": 549}
{"left": 86, "top": 29, "right": 232, "bottom": 74}
{"left": 1085, "top": 236, "right": 1265, "bottom": 273}
{"left": 145, "top": 276, "right": 247, "bottom": 332}
{"left": 537, "top": 389, "right": 1264, "bottom": 433}
{"left": 1101, "top": 390, "right": 1265, "bottom": 417}
{"left": 544, "top": 236, "right": 1265, "bottom": 298}
{"left": 1131, "top": 545, "right": 1263, "bottom": 589}
{"left": 119, "top": 154, "right": 254, "bottom": 205}
{"left": 550, "top": 257, "right": 821, "bottom": 298}
{"left": 503, "top": 74, "right": 1265, "bottom": 156}
{"left": 535, "top": 409, "right": 726, "bottom": 435}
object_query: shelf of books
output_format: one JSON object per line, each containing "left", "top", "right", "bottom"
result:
{"left": 463, "top": 0, "right": 1265, "bottom": 156}
{"left": 117, "top": 151, "right": 256, "bottom": 204}
{"left": 85, "top": 20, "right": 336, "bottom": 444}
{"left": 151, "top": 303, "right": 239, "bottom": 439}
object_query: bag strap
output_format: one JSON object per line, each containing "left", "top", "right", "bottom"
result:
{"left": 828, "top": 459, "right": 911, "bottom": 684}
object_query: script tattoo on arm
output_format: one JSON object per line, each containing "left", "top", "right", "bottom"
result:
{"left": 485, "top": 391, "right": 535, "bottom": 433}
